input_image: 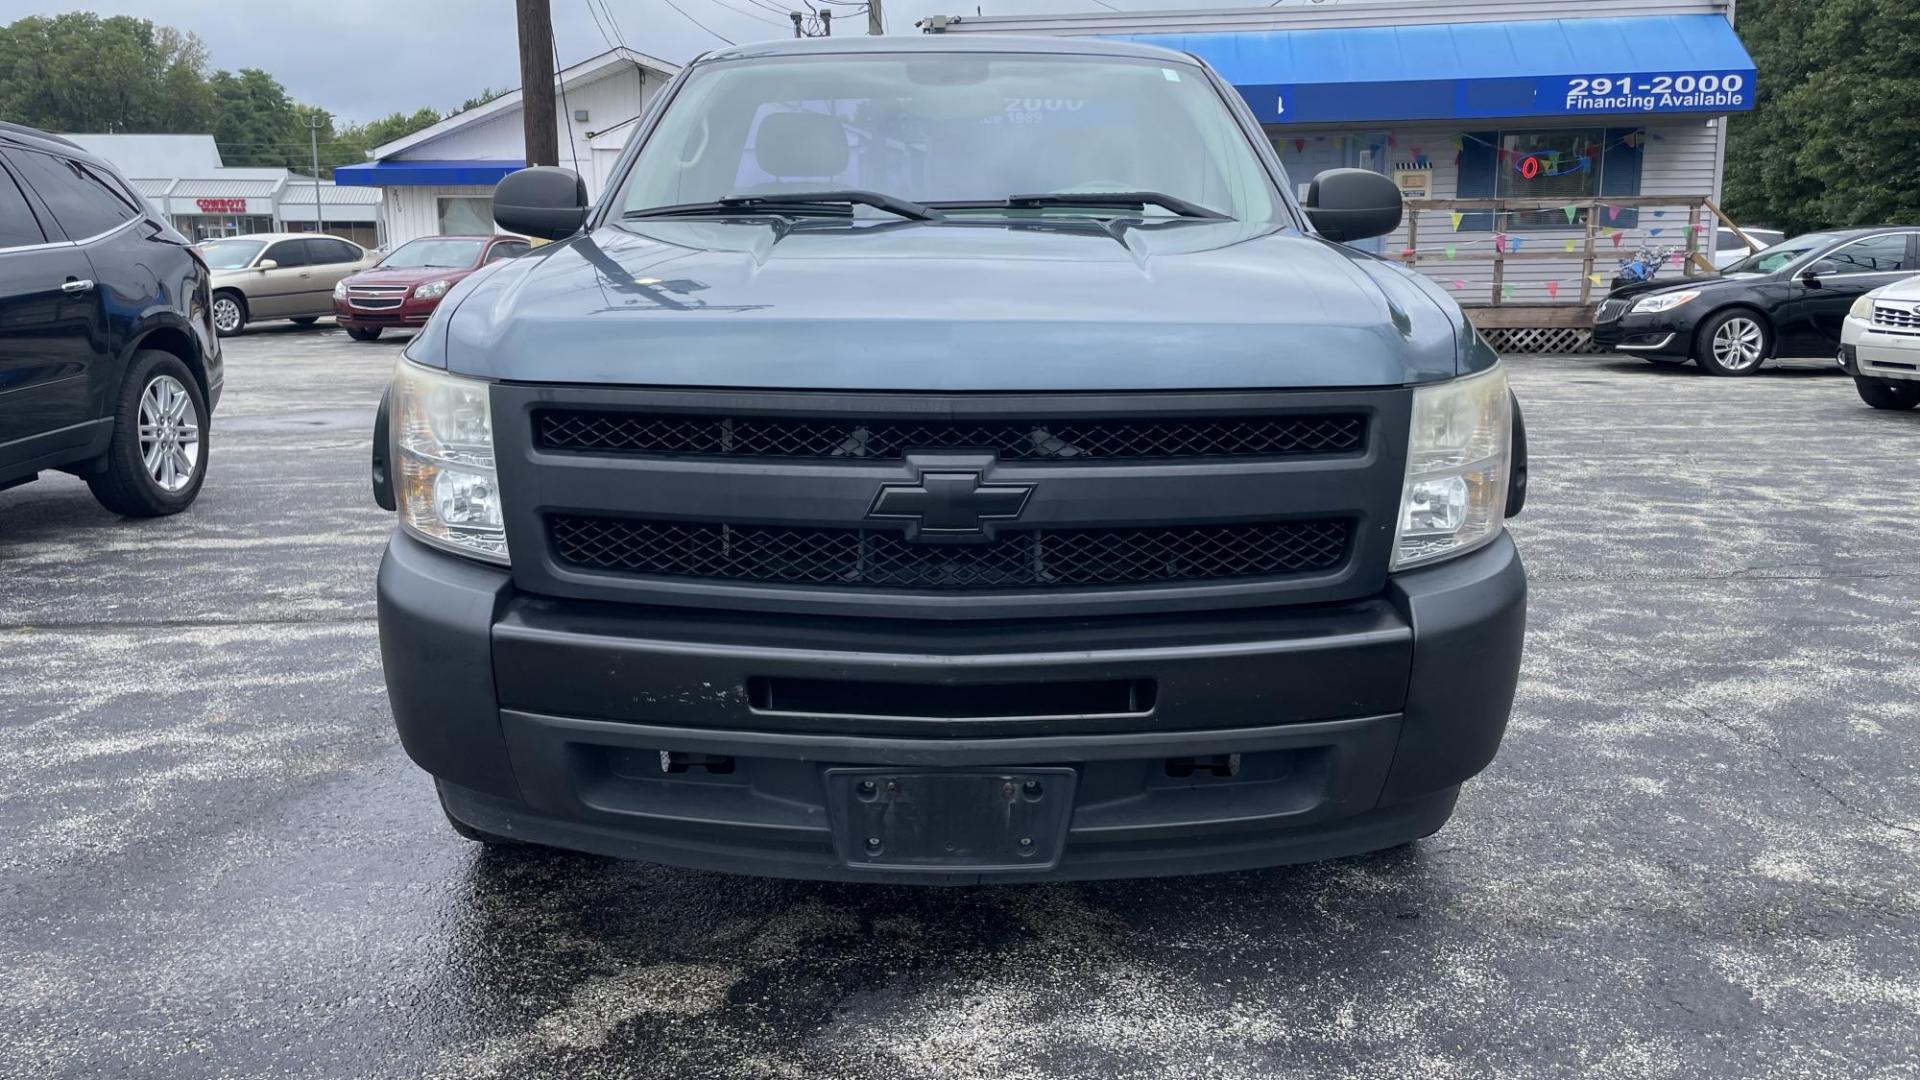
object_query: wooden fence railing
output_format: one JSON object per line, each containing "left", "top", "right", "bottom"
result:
{"left": 1399, "top": 195, "right": 1762, "bottom": 307}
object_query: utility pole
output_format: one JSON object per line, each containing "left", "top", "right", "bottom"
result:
{"left": 307, "top": 112, "right": 325, "bottom": 236}
{"left": 821, "top": 9, "right": 831, "bottom": 34}
{"left": 790, "top": 10, "right": 803, "bottom": 36}
{"left": 515, "top": 0, "right": 560, "bottom": 168}
{"left": 868, "top": 0, "right": 883, "bottom": 35}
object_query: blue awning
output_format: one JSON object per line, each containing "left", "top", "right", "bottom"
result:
{"left": 1117, "top": 15, "right": 1756, "bottom": 125}
{"left": 333, "top": 159, "right": 525, "bottom": 187}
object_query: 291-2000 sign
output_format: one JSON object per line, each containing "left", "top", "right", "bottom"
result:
{"left": 1568, "top": 73, "right": 1745, "bottom": 97}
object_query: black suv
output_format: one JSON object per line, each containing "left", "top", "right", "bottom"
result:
{"left": 373, "top": 37, "right": 1528, "bottom": 883}
{"left": 0, "top": 122, "right": 220, "bottom": 515}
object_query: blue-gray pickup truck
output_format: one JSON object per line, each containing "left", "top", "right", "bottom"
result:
{"left": 371, "top": 35, "right": 1528, "bottom": 883}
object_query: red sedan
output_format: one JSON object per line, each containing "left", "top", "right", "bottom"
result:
{"left": 334, "top": 235, "right": 531, "bottom": 341}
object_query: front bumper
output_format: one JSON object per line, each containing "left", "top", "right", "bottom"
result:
{"left": 1592, "top": 309, "right": 1691, "bottom": 356}
{"left": 379, "top": 531, "right": 1527, "bottom": 883}
{"left": 336, "top": 296, "right": 440, "bottom": 330}
{"left": 1840, "top": 314, "right": 1920, "bottom": 382}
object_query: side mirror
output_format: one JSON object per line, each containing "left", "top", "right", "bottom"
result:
{"left": 494, "top": 166, "right": 589, "bottom": 240}
{"left": 1802, "top": 259, "right": 1840, "bottom": 286}
{"left": 1303, "top": 168, "right": 1404, "bottom": 243}
{"left": 256, "top": 259, "right": 278, "bottom": 271}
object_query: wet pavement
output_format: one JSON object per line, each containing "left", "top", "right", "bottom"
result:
{"left": 2, "top": 326, "right": 1917, "bottom": 1079}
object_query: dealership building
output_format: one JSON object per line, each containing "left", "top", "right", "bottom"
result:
{"left": 930, "top": 0, "right": 1759, "bottom": 349}
{"left": 68, "top": 133, "right": 384, "bottom": 245}
{"left": 336, "top": 47, "right": 680, "bottom": 249}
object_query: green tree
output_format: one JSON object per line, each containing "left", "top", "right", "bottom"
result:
{"left": 459, "top": 87, "right": 507, "bottom": 113}
{"left": 210, "top": 67, "right": 303, "bottom": 167}
{"left": 1726, "top": 0, "right": 1920, "bottom": 232}
{"left": 0, "top": 13, "right": 214, "bottom": 133}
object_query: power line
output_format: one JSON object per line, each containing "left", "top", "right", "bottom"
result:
{"left": 581, "top": 0, "right": 618, "bottom": 49}
{"left": 658, "top": 0, "right": 738, "bottom": 43}
{"left": 592, "top": 0, "right": 630, "bottom": 46}
{"left": 551, "top": 18, "right": 583, "bottom": 173}
{"left": 700, "top": 0, "right": 792, "bottom": 27}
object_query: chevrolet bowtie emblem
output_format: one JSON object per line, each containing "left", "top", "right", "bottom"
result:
{"left": 867, "top": 470, "right": 1034, "bottom": 539}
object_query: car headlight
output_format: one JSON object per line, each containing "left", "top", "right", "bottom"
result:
{"left": 333, "top": 280, "right": 348, "bottom": 301}
{"left": 390, "top": 360, "right": 508, "bottom": 564}
{"left": 1849, "top": 292, "right": 1881, "bottom": 320}
{"left": 414, "top": 279, "right": 451, "bottom": 300}
{"left": 1630, "top": 290, "right": 1700, "bottom": 315}
{"left": 1392, "top": 364, "right": 1511, "bottom": 571}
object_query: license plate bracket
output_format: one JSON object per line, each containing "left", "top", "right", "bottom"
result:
{"left": 825, "top": 768, "right": 1077, "bottom": 873}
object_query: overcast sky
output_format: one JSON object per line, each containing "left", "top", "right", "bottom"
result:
{"left": 0, "top": 0, "right": 1206, "bottom": 123}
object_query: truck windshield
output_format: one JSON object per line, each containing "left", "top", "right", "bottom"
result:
{"left": 618, "top": 53, "right": 1279, "bottom": 222}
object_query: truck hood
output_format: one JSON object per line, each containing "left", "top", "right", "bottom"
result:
{"left": 417, "top": 218, "right": 1467, "bottom": 391}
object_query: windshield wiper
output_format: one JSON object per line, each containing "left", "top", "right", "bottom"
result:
{"left": 625, "top": 190, "right": 944, "bottom": 222}
{"left": 928, "top": 192, "right": 1230, "bottom": 220}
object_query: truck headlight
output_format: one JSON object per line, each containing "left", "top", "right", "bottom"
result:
{"left": 1630, "top": 290, "right": 1700, "bottom": 315}
{"left": 390, "top": 360, "right": 509, "bottom": 564}
{"left": 1392, "top": 364, "right": 1510, "bottom": 570}
{"left": 333, "top": 280, "right": 348, "bottom": 301}
{"left": 414, "top": 279, "right": 451, "bottom": 300}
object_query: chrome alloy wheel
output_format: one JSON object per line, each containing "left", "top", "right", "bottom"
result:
{"left": 1710, "top": 316, "right": 1766, "bottom": 371}
{"left": 138, "top": 374, "right": 201, "bottom": 493}
{"left": 211, "top": 295, "right": 242, "bottom": 334}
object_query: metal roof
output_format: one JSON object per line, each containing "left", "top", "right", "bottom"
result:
{"left": 65, "top": 133, "right": 224, "bottom": 177}
{"left": 169, "top": 177, "right": 285, "bottom": 198}
{"left": 279, "top": 183, "right": 384, "bottom": 221}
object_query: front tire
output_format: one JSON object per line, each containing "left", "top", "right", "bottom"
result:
{"left": 1694, "top": 309, "right": 1771, "bottom": 376}
{"left": 1856, "top": 376, "right": 1920, "bottom": 410}
{"left": 344, "top": 325, "right": 382, "bottom": 342}
{"left": 210, "top": 291, "right": 247, "bottom": 337}
{"left": 86, "top": 351, "right": 209, "bottom": 517}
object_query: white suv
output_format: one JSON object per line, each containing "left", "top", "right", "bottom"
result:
{"left": 1839, "top": 277, "right": 1920, "bottom": 410}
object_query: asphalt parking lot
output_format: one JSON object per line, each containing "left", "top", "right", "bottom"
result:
{"left": 2, "top": 325, "right": 1918, "bottom": 1080}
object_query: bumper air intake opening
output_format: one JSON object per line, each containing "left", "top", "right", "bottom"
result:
{"left": 1165, "top": 753, "right": 1242, "bottom": 780}
{"left": 658, "top": 750, "right": 736, "bottom": 775}
{"left": 746, "top": 675, "right": 1156, "bottom": 721}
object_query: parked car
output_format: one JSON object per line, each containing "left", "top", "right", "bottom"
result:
{"left": 197, "top": 232, "right": 374, "bottom": 336}
{"left": 0, "top": 121, "right": 220, "bottom": 515}
{"left": 1710, "top": 225, "right": 1786, "bottom": 270}
{"left": 370, "top": 37, "right": 1529, "bottom": 882}
{"left": 1839, "top": 279, "right": 1920, "bottom": 410}
{"left": 1591, "top": 227, "right": 1920, "bottom": 375}
{"left": 334, "top": 234, "right": 531, "bottom": 341}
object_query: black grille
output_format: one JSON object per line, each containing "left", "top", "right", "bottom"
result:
{"left": 535, "top": 410, "right": 1366, "bottom": 462}
{"left": 549, "top": 516, "right": 1351, "bottom": 590}
{"left": 1595, "top": 298, "right": 1630, "bottom": 322}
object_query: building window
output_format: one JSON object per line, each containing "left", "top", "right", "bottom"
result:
{"left": 438, "top": 196, "right": 493, "bottom": 235}
{"left": 1458, "top": 128, "right": 1643, "bottom": 231}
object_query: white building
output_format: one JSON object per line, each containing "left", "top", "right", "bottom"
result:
{"left": 336, "top": 47, "right": 680, "bottom": 248}
{"left": 930, "top": 0, "right": 1760, "bottom": 349}
{"left": 68, "top": 133, "right": 384, "bottom": 244}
